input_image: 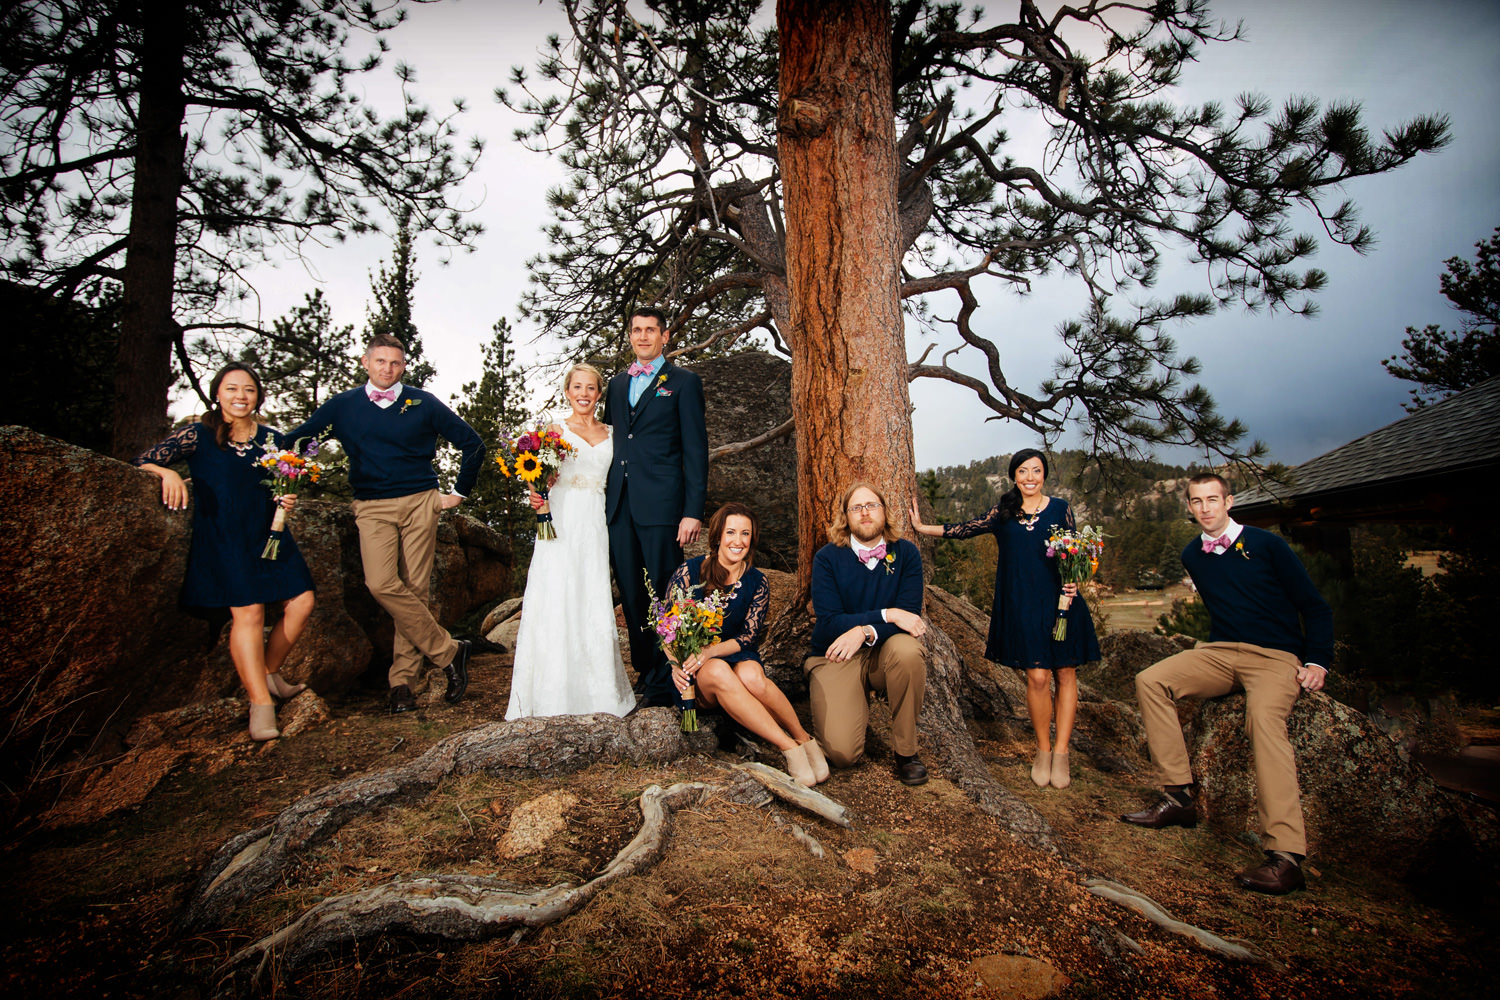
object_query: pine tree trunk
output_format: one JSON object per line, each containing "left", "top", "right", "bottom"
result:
{"left": 778, "top": 0, "right": 914, "bottom": 597}
{"left": 111, "top": 2, "right": 188, "bottom": 460}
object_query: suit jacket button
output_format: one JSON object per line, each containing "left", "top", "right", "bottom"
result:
{"left": 627, "top": 433, "right": 633, "bottom": 439}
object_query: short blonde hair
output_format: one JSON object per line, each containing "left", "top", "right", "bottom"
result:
{"left": 562, "top": 362, "right": 605, "bottom": 393}
{"left": 827, "top": 481, "right": 901, "bottom": 547}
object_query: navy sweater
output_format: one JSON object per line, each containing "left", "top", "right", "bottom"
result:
{"left": 809, "top": 539, "right": 924, "bottom": 656}
{"left": 1181, "top": 526, "right": 1335, "bottom": 667}
{"left": 288, "top": 386, "right": 485, "bottom": 500}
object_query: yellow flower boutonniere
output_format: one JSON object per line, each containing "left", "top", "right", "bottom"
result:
{"left": 400, "top": 398, "right": 423, "bottom": 415}
{"left": 884, "top": 552, "right": 897, "bottom": 575}
{"left": 656, "top": 373, "right": 668, "bottom": 387}
{"left": 1235, "top": 540, "right": 1250, "bottom": 559}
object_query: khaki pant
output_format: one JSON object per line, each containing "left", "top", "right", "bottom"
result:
{"left": 352, "top": 490, "right": 459, "bottom": 688}
{"left": 1135, "top": 641, "right": 1306, "bottom": 854}
{"left": 804, "top": 632, "right": 926, "bottom": 766}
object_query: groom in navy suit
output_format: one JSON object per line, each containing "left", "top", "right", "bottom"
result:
{"left": 604, "top": 308, "right": 709, "bottom": 708}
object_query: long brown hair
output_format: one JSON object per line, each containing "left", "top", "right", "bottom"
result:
{"left": 202, "top": 362, "right": 265, "bottom": 450}
{"left": 702, "top": 502, "right": 758, "bottom": 595}
{"left": 826, "top": 481, "right": 901, "bottom": 547}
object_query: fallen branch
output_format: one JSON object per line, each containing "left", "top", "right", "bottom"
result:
{"left": 735, "top": 761, "right": 851, "bottom": 828}
{"left": 1084, "top": 877, "right": 1279, "bottom": 968}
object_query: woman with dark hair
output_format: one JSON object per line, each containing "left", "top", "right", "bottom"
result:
{"left": 667, "top": 503, "right": 827, "bottom": 787}
{"left": 910, "top": 448, "right": 1100, "bottom": 789}
{"left": 135, "top": 362, "right": 316, "bottom": 741}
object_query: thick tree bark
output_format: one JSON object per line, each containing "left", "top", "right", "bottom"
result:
{"left": 111, "top": 1, "right": 188, "bottom": 460}
{"left": 778, "top": 0, "right": 914, "bottom": 596}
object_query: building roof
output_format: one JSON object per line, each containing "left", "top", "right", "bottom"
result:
{"left": 1234, "top": 375, "right": 1500, "bottom": 525}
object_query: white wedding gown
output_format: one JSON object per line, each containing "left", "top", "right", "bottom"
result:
{"left": 505, "top": 424, "right": 636, "bottom": 719}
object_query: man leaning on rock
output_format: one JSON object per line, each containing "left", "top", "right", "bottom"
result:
{"left": 288, "top": 334, "right": 485, "bottom": 715}
{"left": 1121, "top": 473, "right": 1333, "bottom": 894}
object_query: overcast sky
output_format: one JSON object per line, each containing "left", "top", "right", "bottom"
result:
{"left": 232, "top": 0, "right": 1500, "bottom": 473}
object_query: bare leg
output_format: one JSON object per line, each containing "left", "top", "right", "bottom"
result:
{"left": 1025, "top": 668, "right": 1055, "bottom": 751}
{"left": 1052, "top": 667, "right": 1078, "bottom": 755}
{"left": 266, "top": 590, "right": 315, "bottom": 676}
{"left": 734, "top": 661, "right": 811, "bottom": 744}
{"left": 229, "top": 604, "right": 273, "bottom": 705}
{"left": 694, "top": 659, "right": 797, "bottom": 751}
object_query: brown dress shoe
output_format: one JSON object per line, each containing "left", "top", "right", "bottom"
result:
{"left": 1236, "top": 853, "right": 1305, "bottom": 894}
{"left": 895, "top": 754, "right": 929, "bottom": 786}
{"left": 1120, "top": 796, "right": 1197, "bottom": 829}
{"left": 389, "top": 684, "right": 418, "bottom": 715}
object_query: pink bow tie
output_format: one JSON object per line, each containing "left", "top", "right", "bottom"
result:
{"left": 1202, "top": 534, "right": 1233, "bottom": 554}
{"left": 860, "top": 543, "right": 887, "bottom": 564}
{"left": 369, "top": 388, "right": 397, "bottom": 403}
{"left": 628, "top": 361, "right": 654, "bottom": 377}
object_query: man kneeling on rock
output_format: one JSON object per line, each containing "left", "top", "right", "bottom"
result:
{"left": 1121, "top": 473, "right": 1333, "bottom": 895}
{"left": 804, "top": 481, "right": 929, "bottom": 787}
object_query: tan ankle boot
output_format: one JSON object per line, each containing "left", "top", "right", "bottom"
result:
{"left": 1050, "top": 751, "right": 1071, "bottom": 789}
{"left": 265, "top": 672, "right": 306, "bottom": 700}
{"left": 1031, "top": 749, "right": 1052, "bottom": 787}
{"left": 782, "top": 742, "right": 817, "bottom": 787}
{"left": 249, "top": 703, "right": 280, "bottom": 741}
{"left": 801, "top": 737, "right": 830, "bottom": 784}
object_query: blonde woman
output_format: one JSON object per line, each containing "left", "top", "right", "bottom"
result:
{"left": 505, "top": 364, "right": 635, "bottom": 718}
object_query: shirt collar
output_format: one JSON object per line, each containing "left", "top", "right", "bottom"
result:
{"left": 367, "top": 381, "right": 404, "bottom": 398}
{"left": 632, "top": 355, "right": 665, "bottom": 378}
{"left": 1201, "top": 518, "right": 1243, "bottom": 549}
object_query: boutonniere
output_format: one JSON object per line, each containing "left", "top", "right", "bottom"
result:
{"left": 399, "top": 398, "right": 422, "bottom": 415}
{"left": 1234, "top": 540, "right": 1250, "bottom": 559}
{"left": 883, "top": 552, "right": 897, "bottom": 575}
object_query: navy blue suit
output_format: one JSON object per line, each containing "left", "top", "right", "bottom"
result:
{"left": 603, "top": 360, "right": 709, "bottom": 700}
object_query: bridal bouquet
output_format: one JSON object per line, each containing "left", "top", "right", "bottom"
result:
{"left": 255, "top": 433, "right": 330, "bottom": 559}
{"left": 643, "top": 573, "right": 731, "bottom": 732}
{"left": 1044, "top": 524, "right": 1105, "bottom": 641}
{"left": 494, "top": 424, "right": 575, "bottom": 540}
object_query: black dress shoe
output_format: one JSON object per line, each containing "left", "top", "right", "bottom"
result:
{"left": 389, "top": 684, "right": 417, "bottom": 714}
{"left": 1236, "top": 853, "right": 1305, "bottom": 895}
{"left": 443, "top": 640, "right": 471, "bottom": 704}
{"left": 895, "top": 754, "right": 929, "bottom": 786}
{"left": 1120, "top": 796, "right": 1197, "bottom": 829}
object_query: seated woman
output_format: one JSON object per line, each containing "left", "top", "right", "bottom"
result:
{"left": 135, "top": 362, "right": 316, "bottom": 742}
{"left": 668, "top": 503, "right": 828, "bottom": 787}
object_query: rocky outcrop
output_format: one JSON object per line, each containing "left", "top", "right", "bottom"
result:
{"left": 690, "top": 351, "right": 798, "bottom": 571}
{"left": 0, "top": 427, "right": 512, "bottom": 765}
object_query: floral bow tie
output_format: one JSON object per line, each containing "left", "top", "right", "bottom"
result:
{"left": 369, "top": 388, "right": 397, "bottom": 403}
{"left": 627, "top": 361, "right": 654, "bottom": 377}
{"left": 1202, "top": 534, "right": 1233, "bottom": 554}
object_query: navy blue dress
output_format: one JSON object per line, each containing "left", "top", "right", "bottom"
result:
{"left": 943, "top": 496, "right": 1100, "bottom": 670}
{"left": 667, "top": 556, "right": 770, "bottom": 665}
{"left": 136, "top": 422, "right": 315, "bottom": 610}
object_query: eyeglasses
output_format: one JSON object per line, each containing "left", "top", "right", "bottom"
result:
{"left": 848, "top": 502, "right": 883, "bottom": 515}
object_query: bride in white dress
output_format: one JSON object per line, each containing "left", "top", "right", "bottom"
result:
{"left": 505, "top": 363, "right": 636, "bottom": 719}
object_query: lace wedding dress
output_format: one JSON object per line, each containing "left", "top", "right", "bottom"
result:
{"left": 505, "top": 424, "right": 636, "bottom": 719}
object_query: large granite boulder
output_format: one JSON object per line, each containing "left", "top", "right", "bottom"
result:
{"left": 690, "top": 351, "right": 798, "bottom": 571}
{"left": 0, "top": 427, "right": 512, "bottom": 755}
{"left": 1191, "top": 691, "right": 1495, "bottom": 878}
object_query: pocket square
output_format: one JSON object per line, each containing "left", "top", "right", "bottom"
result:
{"left": 655, "top": 388, "right": 674, "bottom": 396}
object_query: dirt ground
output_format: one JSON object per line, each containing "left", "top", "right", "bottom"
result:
{"left": 3, "top": 645, "right": 1497, "bottom": 999}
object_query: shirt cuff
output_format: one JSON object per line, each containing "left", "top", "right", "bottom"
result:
{"left": 880, "top": 609, "right": 889, "bottom": 623}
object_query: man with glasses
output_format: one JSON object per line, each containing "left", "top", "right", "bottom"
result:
{"left": 804, "top": 482, "right": 930, "bottom": 785}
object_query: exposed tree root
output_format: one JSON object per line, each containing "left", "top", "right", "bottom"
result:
{"left": 182, "top": 710, "right": 703, "bottom": 931}
{"left": 1085, "top": 877, "right": 1280, "bottom": 968}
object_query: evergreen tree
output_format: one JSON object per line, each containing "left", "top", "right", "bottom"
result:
{"left": 1383, "top": 226, "right": 1500, "bottom": 408}
{"left": 508, "top": 0, "right": 1448, "bottom": 587}
{"left": 1, "top": 1, "right": 481, "bottom": 458}
{"left": 365, "top": 207, "right": 437, "bottom": 387}
{"left": 446, "top": 318, "right": 535, "bottom": 573}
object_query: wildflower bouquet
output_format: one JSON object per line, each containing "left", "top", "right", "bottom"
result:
{"left": 255, "top": 433, "right": 329, "bottom": 559}
{"left": 494, "top": 424, "right": 575, "bottom": 540}
{"left": 643, "top": 573, "right": 732, "bottom": 732}
{"left": 1044, "top": 524, "right": 1105, "bottom": 641}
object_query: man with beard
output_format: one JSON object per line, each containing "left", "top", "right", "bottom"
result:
{"left": 804, "top": 482, "right": 929, "bottom": 785}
